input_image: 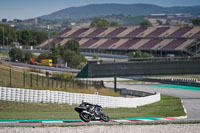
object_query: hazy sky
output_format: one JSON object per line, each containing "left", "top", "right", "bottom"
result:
{"left": 0, "top": 0, "right": 200, "bottom": 20}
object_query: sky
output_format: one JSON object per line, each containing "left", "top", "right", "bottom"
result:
{"left": 0, "top": 0, "right": 200, "bottom": 20}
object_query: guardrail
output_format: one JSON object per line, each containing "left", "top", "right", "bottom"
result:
{"left": 0, "top": 87, "right": 160, "bottom": 108}
{"left": 142, "top": 77, "right": 200, "bottom": 87}
{"left": 128, "top": 56, "right": 200, "bottom": 62}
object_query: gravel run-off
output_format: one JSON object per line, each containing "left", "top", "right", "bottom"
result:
{"left": 1, "top": 124, "right": 200, "bottom": 133}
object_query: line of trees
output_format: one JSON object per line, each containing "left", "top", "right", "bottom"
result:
{"left": 8, "top": 39, "right": 86, "bottom": 69}
{"left": 90, "top": 18, "right": 152, "bottom": 27}
{"left": 90, "top": 18, "right": 120, "bottom": 27}
{"left": 0, "top": 24, "right": 48, "bottom": 46}
{"left": 192, "top": 18, "right": 200, "bottom": 26}
{"left": 9, "top": 39, "right": 86, "bottom": 69}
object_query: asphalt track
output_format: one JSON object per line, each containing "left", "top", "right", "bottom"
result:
{"left": 105, "top": 82, "right": 200, "bottom": 121}
{"left": 6, "top": 62, "right": 80, "bottom": 73}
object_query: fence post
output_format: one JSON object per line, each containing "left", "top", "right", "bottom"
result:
{"left": 101, "top": 80, "right": 104, "bottom": 88}
{"left": 86, "top": 80, "right": 88, "bottom": 89}
{"left": 60, "top": 80, "right": 62, "bottom": 88}
{"left": 69, "top": 81, "right": 71, "bottom": 88}
{"left": 42, "top": 76, "right": 44, "bottom": 87}
{"left": 30, "top": 73, "right": 32, "bottom": 88}
{"left": 72, "top": 80, "right": 74, "bottom": 89}
{"left": 36, "top": 74, "right": 39, "bottom": 87}
{"left": 47, "top": 77, "right": 49, "bottom": 88}
{"left": 23, "top": 71, "right": 26, "bottom": 87}
{"left": 52, "top": 79, "right": 54, "bottom": 88}
{"left": 10, "top": 67, "right": 12, "bottom": 87}
{"left": 56, "top": 79, "right": 58, "bottom": 88}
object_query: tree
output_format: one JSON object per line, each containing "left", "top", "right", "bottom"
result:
{"left": 62, "top": 49, "right": 76, "bottom": 67}
{"left": 0, "top": 24, "right": 17, "bottom": 46}
{"left": 20, "top": 30, "right": 32, "bottom": 45}
{"left": 90, "top": 18, "right": 110, "bottom": 27}
{"left": 177, "top": 22, "right": 184, "bottom": 27}
{"left": 49, "top": 44, "right": 61, "bottom": 64}
{"left": 9, "top": 47, "right": 23, "bottom": 62}
{"left": 110, "top": 21, "right": 120, "bottom": 27}
{"left": 23, "top": 51, "right": 33, "bottom": 62}
{"left": 31, "top": 30, "right": 48, "bottom": 45}
{"left": 62, "top": 48, "right": 86, "bottom": 69}
{"left": 192, "top": 18, "right": 200, "bottom": 26}
{"left": 37, "top": 52, "right": 50, "bottom": 62}
{"left": 63, "top": 39, "right": 80, "bottom": 53}
{"left": 122, "top": 16, "right": 145, "bottom": 26}
{"left": 140, "top": 20, "right": 152, "bottom": 27}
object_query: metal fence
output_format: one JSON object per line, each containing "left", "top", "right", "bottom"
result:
{"left": 0, "top": 65, "right": 104, "bottom": 90}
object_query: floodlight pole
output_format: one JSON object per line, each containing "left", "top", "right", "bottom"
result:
{"left": 48, "top": 25, "right": 50, "bottom": 51}
{"left": 114, "top": 59, "right": 117, "bottom": 92}
{"left": 2, "top": 28, "right": 4, "bottom": 47}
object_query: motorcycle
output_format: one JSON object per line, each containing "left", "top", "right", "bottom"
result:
{"left": 74, "top": 102, "right": 109, "bottom": 122}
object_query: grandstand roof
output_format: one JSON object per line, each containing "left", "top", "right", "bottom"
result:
{"left": 39, "top": 26, "right": 200, "bottom": 52}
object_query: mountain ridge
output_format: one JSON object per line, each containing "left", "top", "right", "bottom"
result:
{"left": 40, "top": 3, "right": 200, "bottom": 20}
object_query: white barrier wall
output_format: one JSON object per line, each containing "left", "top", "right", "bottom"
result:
{"left": 0, "top": 87, "right": 160, "bottom": 108}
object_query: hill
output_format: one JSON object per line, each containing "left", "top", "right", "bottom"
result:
{"left": 40, "top": 3, "right": 200, "bottom": 20}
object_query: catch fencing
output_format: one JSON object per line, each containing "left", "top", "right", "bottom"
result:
{"left": 0, "top": 87, "right": 160, "bottom": 108}
{"left": 0, "top": 65, "right": 104, "bottom": 90}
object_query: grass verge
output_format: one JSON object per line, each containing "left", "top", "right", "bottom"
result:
{"left": 0, "top": 64, "right": 119, "bottom": 97}
{"left": 0, "top": 95, "right": 185, "bottom": 120}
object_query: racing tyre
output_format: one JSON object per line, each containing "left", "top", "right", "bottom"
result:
{"left": 79, "top": 112, "right": 91, "bottom": 122}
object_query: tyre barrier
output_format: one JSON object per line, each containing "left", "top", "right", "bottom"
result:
{"left": 0, "top": 87, "right": 160, "bottom": 108}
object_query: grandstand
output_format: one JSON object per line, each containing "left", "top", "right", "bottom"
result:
{"left": 39, "top": 26, "right": 200, "bottom": 56}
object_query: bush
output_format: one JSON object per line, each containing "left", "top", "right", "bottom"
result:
{"left": 51, "top": 73, "right": 75, "bottom": 81}
{"left": 128, "top": 50, "right": 153, "bottom": 58}
{"left": 9, "top": 47, "right": 23, "bottom": 62}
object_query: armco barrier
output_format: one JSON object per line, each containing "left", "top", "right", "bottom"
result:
{"left": 142, "top": 78, "right": 200, "bottom": 87}
{"left": 0, "top": 87, "right": 160, "bottom": 108}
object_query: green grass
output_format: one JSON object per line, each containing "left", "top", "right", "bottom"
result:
{"left": 104, "top": 95, "right": 185, "bottom": 119}
{"left": 0, "top": 95, "right": 185, "bottom": 120}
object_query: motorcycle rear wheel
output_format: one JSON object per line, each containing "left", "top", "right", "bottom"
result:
{"left": 79, "top": 112, "right": 91, "bottom": 122}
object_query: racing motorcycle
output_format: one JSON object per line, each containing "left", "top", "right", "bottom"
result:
{"left": 74, "top": 102, "right": 109, "bottom": 122}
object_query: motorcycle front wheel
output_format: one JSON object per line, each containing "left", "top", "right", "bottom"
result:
{"left": 100, "top": 113, "right": 109, "bottom": 122}
{"left": 79, "top": 112, "right": 91, "bottom": 122}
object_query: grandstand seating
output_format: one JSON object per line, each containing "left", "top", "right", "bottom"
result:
{"left": 54, "top": 38, "right": 64, "bottom": 44}
{"left": 80, "top": 39, "right": 100, "bottom": 49}
{"left": 151, "top": 39, "right": 173, "bottom": 50}
{"left": 117, "top": 39, "right": 141, "bottom": 49}
{"left": 39, "top": 26, "right": 200, "bottom": 54}
{"left": 105, "top": 27, "right": 127, "bottom": 37}
{"left": 139, "top": 39, "right": 162, "bottom": 50}
{"left": 129, "top": 39, "right": 150, "bottom": 49}
{"left": 125, "top": 27, "right": 147, "bottom": 37}
{"left": 87, "top": 28, "right": 107, "bottom": 37}
{"left": 147, "top": 27, "right": 169, "bottom": 37}
{"left": 175, "top": 39, "right": 195, "bottom": 50}
{"left": 57, "top": 28, "right": 71, "bottom": 37}
{"left": 193, "top": 31, "right": 200, "bottom": 38}
{"left": 97, "top": 39, "right": 120, "bottom": 49}
{"left": 163, "top": 39, "right": 187, "bottom": 50}
{"left": 69, "top": 28, "right": 89, "bottom": 37}
{"left": 109, "top": 39, "right": 128, "bottom": 49}
{"left": 169, "top": 27, "right": 193, "bottom": 37}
